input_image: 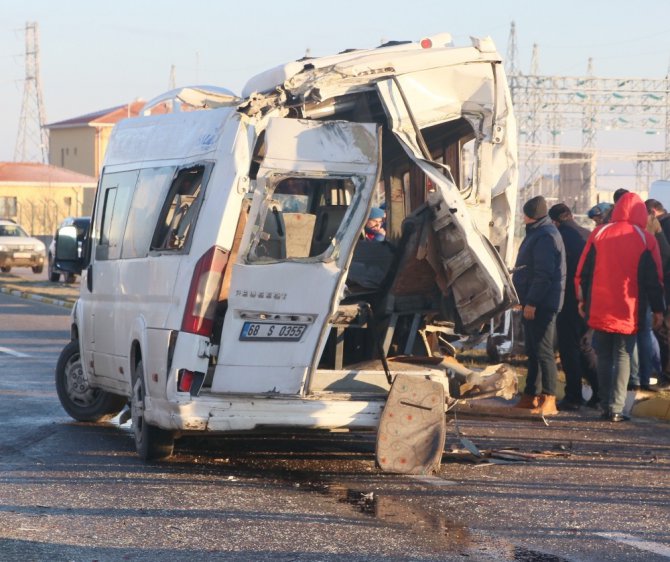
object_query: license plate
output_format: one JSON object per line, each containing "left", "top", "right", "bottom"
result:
{"left": 13, "top": 252, "right": 31, "bottom": 259}
{"left": 240, "top": 322, "right": 307, "bottom": 341}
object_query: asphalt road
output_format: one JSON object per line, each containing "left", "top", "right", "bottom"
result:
{"left": 1, "top": 290, "right": 670, "bottom": 561}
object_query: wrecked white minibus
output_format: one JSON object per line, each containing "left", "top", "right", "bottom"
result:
{"left": 55, "top": 33, "right": 519, "bottom": 474}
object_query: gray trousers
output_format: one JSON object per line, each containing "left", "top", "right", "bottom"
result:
{"left": 593, "top": 330, "right": 636, "bottom": 415}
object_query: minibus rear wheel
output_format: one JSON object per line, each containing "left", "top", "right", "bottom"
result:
{"left": 131, "top": 360, "right": 175, "bottom": 461}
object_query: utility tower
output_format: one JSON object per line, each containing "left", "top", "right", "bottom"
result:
{"left": 14, "top": 22, "right": 49, "bottom": 163}
{"left": 505, "top": 21, "right": 519, "bottom": 105}
{"left": 507, "top": 21, "right": 670, "bottom": 213}
{"left": 523, "top": 44, "right": 542, "bottom": 198}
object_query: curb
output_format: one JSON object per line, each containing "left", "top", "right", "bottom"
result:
{"left": 490, "top": 369, "right": 670, "bottom": 423}
{"left": 0, "top": 285, "right": 75, "bottom": 310}
{"left": 630, "top": 395, "right": 670, "bottom": 421}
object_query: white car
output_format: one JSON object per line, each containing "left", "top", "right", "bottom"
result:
{"left": 0, "top": 219, "right": 46, "bottom": 274}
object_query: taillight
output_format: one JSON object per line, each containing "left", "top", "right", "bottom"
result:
{"left": 178, "top": 369, "right": 195, "bottom": 392}
{"left": 181, "top": 246, "right": 229, "bottom": 336}
{"left": 177, "top": 369, "right": 206, "bottom": 396}
{"left": 420, "top": 38, "right": 432, "bottom": 49}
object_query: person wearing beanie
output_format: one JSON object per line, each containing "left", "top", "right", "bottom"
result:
{"left": 587, "top": 202, "right": 613, "bottom": 226}
{"left": 548, "top": 203, "right": 600, "bottom": 410}
{"left": 512, "top": 195, "right": 566, "bottom": 415}
{"left": 522, "top": 195, "right": 548, "bottom": 220}
{"left": 364, "top": 207, "right": 386, "bottom": 241}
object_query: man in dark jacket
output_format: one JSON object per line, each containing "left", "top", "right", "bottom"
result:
{"left": 645, "top": 198, "right": 670, "bottom": 388}
{"left": 576, "top": 192, "right": 665, "bottom": 422}
{"left": 548, "top": 203, "right": 599, "bottom": 409}
{"left": 512, "top": 196, "right": 566, "bottom": 415}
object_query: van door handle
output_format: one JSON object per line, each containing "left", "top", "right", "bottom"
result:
{"left": 87, "top": 264, "right": 93, "bottom": 292}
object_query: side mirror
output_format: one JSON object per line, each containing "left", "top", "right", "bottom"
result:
{"left": 55, "top": 225, "right": 84, "bottom": 273}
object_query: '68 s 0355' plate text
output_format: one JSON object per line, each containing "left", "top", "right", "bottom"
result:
{"left": 240, "top": 322, "right": 307, "bottom": 342}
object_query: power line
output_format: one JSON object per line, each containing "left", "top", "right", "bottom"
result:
{"left": 507, "top": 21, "right": 670, "bottom": 211}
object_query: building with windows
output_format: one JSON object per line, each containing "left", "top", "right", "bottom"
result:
{"left": 0, "top": 162, "right": 96, "bottom": 237}
{"left": 45, "top": 101, "right": 147, "bottom": 179}
{"left": 45, "top": 99, "right": 172, "bottom": 179}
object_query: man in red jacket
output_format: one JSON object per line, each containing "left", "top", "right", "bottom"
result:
{"left": 575, "top": 192, "right": 665, "bottom": 422}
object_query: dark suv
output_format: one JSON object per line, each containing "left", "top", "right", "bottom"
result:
{"left": 48, "top": 217, "right": 90, "bottom": 283}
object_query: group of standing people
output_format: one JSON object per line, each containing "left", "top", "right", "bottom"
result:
{"left": 512, "top": 190, "right": 668, "bottom": 422}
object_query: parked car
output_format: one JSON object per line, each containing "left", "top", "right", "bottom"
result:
{"left": 0, "top": 219, "right": 46, "bottom": 274}
{"left": 48, "top": 217, "right": 90, "bottom": 283}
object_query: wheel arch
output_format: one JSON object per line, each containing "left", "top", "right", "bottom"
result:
{"left": 128, "top": 314, "right": 149, "bottom": 383}
{"left": 130, "top": 339, "right": 143, "bottom": 380}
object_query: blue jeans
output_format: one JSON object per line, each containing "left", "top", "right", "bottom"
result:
{"left": 594, "top": 330, "right": 636, "bottom": 415}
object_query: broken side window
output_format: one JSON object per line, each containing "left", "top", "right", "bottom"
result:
{"left": 246, "top": 176, "right": 357, "bottom": 263}
{"left": 150, "top": 165, "right": 208, "bottom": 252}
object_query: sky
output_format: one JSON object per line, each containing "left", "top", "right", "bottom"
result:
{"left": 2, "top": 0, "right": 670, "bottom": 171}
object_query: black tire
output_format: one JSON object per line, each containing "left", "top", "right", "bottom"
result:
{"left": 48, "top": 255, "right": 60, "bottom": 282}
{"left": 32, "top": 265, "right": 43, "bottom": 274}
{"left": 55, "top": 340, "right": 127, "bottom": 422}
{"left": 131, "top": 360, "right": 175, "bottom": 461}
{"left": 1, "top": 266, "right": 11, "bottom": 273}
{"left": 64, "top": 273, "right": 77, "bottom": 284}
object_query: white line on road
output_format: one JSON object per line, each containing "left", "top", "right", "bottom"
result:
{"left": 0, "top": 346, "right": 31, "bottom": 358}
{"left": 597, "top": 532, "right": 670, "bottom": 558}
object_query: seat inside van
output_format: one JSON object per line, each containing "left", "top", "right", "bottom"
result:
{"left": 310, "top": 205, "right": 349, "bottom": 256}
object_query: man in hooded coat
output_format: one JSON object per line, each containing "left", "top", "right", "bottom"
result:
{"left": 576, "top": 192, "right": 665, "bottom": 421}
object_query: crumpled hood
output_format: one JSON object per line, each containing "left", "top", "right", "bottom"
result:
{"left": 611, "top": 192, "right": 648, "bottom": 228}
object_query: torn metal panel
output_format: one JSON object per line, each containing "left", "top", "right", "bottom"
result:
{"left": 375, "top": 62, "right": 517, "bottom": 266}
{"left": 142, "top": 85, "right": 241, "bottom": 114}
{"left": 426, "top": 167, "right": 517, "bottom": 332}
{"left": 258, "top": 118, "right": 379, "bottom": 174}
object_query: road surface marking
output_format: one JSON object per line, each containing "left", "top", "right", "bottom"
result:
{"left": 0, "top": 346, "right": 31, "bottom": 358}
{"left": 410, "top": 475, "right": 457, "bottom": 486}
{"left": 597, "top": 532, "right": 670, "bottom": 558}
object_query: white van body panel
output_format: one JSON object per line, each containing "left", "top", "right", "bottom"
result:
{"left": 82, "top": 108, "right": 249, "bottom": 395}
{"left": 213, "top": 118, "right": 380, "bottom": 394}
{"left": 103, "top": 108, "right": 235, "bottom": 165}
